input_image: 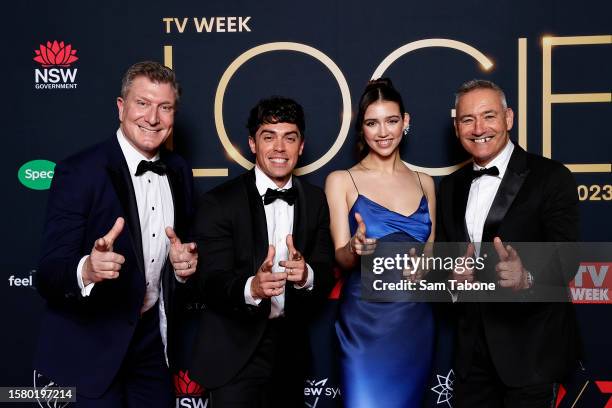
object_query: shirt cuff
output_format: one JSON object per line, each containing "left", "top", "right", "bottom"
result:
{"left": 293, "top": 263, "right": 314, "bottom": 290}
{"left": 244, "top": 276, "right": 262, "bottom": 306}
{"left": 77, "top": 255, "right": 95, "bottom": 297}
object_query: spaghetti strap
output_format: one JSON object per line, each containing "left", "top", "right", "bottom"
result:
{"left": 416, "top": 172, "right": 426, "bottom": 200}
{"left": 346, "top": 170, "right": 359, "bottom": 194}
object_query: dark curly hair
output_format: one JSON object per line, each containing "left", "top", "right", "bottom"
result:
{"left": 247, "top": 96, "right": 305, "bottom": 138}
{"left": 355, "top": 78, "right": 406, "bottom": 160}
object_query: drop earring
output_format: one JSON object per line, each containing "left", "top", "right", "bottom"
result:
{"left": 403, "top": 125, "right": 410, "bottom": 136}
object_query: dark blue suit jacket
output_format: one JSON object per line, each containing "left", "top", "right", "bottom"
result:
{"left": 35, "top": 136, "right": 193, "bottom": 398}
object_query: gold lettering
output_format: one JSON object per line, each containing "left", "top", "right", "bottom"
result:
{"left": 216, "top": 17, "right": 226, "bottom": 32}
{"left": 162, "top": 18, "right": 173, "bottom": 34}
{"left": 193, "top": 17, "right": 215, "bottom": 33}
{"left": 163, "top": 45, "right": 228, "bottom": 177}
{"left": 173, "top": 17, "right": 188, "bottom": 34}
{"left": 372, "top": 39, "right": 494, "bottom": 176}
{"left": 239, "top": 17, "right": 252, "bottom": 32}
{"left": 518, "top": 38, "right": 527, "bottom": 149}
{"left": 227, "top": 17, "right": 237, "bottom": 32}
{"left": 542, "top": 35, "right": 611, "bottom": 173}
{"left": 214, "top": 42, "right": 351, "bottom": 175}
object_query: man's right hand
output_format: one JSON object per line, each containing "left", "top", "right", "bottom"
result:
{"left": 452, "top": 243, "right": 475, "bottom": 283}
{"left": 250, "top": 245, "right": 287, "bottom": 300}
{"left": 82, "top": 217, "right": 126, "bottom": 285}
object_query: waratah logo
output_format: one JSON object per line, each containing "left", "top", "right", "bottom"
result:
{"left": 174, "top": 370, "right": 204, "bottom": 396}
{"left": 33, "top": 41, "right": 78, "bottom": 67}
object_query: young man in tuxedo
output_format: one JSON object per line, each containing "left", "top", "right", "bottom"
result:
{"left": 35, "top": 61, "right": 198, "bottom": 407}
{"left": 436, "top": 79, "right": 580, "bottom": 407}
{"left": 190, "top": 97, "right": 334, "bottom": 407}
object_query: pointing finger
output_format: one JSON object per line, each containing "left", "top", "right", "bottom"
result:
{"left": 355, "top": 212, "right": 367, "bottom": 237}
{"left": 165, "top": 226, "right": 182, "bottom": 246}
{"left": 507, "top": 245, "right": 519, "bottom": 261}
{"left": 464, "top": 242, "right": 475, "bottom": 259}
{"left": 94, "top": 237, "right": 109, "bottom": 252}
{"left": 286, "top": 234, "right": 302, "bottom": 260}
{"left": 103, "top": 217, "right": 125, "bottom": 246}
{"left": 494, "top": 237, "right": 509, "bottom": 261}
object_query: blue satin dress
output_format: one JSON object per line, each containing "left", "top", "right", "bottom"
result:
{"left": 336, "top": 194, "right": 434, "bottom": 407}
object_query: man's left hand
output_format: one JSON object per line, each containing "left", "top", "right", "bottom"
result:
{"left": 166, "top": 227, "right": 198, "bottom": 278}
{"left": 494, "top": 237, "right": 529, "bottom": 290}
{"left": 280, "top": 234, "right": 307, "bottom": 286}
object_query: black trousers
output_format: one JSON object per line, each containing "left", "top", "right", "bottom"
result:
{"left": 209, "top": 318, "right": 305, "bottom": 408}
{"left": 76, "top": 305, "right": 173, "bottom": 408}
{"left": 454, "top": 332, "right": 559, "bottom": 408}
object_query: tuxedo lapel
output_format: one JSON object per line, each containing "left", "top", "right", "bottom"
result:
{"left": 453, "top": 166, "right": 472, "bottom": 242}
{"left": 291, "top": 177, "right": 307, "bottom": 252}
{"left": 163, "top": 153, "right": 186, "bottom": 234}
{"left": 243, "top": 170, "right": 269, "bottom": 268}
{"left": 482, "top": 146, "right": 530, "bottom": 242}
{"left": 106, "top": 138, "right": 145, "bottom": 276}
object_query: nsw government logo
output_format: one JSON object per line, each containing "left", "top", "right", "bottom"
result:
{"left": 33, "top": 40, "right": 79, "bottom": 90}
{"left": 174, "top": 370, "right": 208, "bottom": 408}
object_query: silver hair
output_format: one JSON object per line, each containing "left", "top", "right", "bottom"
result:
{"left": 454, "top": 79, "right": 508, "bottom": 109}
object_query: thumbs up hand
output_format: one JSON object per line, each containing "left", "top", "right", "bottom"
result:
{"left": 348, "top": 212, "right": 377, "bottom": 256}
{"left": 494, "top": 237, "right": 530, "bottom": 290}
{"left": 166, "top": 227, "right": 198, "bottom": 278}
{"left": 280, "top": 234, "right": 307, "bottom": 286}
{"left": 83, "top": 217, "right": 126, "bottom": 285}
{"left": 251, "top": 245, "right": 287, "bottom": 299}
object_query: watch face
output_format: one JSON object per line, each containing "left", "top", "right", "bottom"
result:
{"left": 527, "top": 272, "right": 534, "bottom": 287}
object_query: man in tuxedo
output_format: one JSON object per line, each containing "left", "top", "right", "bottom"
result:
{"left": 190, "top": 97, "right": 334, "bottom": 407}
{"left": 436, "top": 79, "right": 580, "bottom": 407}
{"left": 35, "top": 61, "right": 198, "bottom": 407}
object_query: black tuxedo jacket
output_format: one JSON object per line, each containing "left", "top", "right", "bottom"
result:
{"left": 189, "top": 170, "right": 334, "bottom": 389}
{"left": 436, "top": 145, "right": 580, "bottom": 387}
{"left": 35, "top": 136, "right": 194, "bottom": 397}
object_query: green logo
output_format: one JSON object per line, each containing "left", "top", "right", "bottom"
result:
{"left": 18, "top": 159, "right": 56, "bottom": 190}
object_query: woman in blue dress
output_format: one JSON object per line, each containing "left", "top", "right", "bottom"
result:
{"left": 325, "top": 78, "right": 436, "bottom": 407}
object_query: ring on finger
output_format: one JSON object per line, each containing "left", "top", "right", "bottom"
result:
{"left": 187, "top": 262, "right": 192, "bottom": 269}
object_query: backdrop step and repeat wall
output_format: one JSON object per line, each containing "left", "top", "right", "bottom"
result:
{"left": 5, "top": 0, "right": 611, "bottom": 407}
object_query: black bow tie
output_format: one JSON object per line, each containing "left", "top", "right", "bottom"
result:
{"left": 263, "top": 187, "right": 297, "bottom": 205}
{"left": 135, "top": 160, "right": 167, "bottom": 176}
{"left": 471, "top": 166, "right": 499, "bottom": 179}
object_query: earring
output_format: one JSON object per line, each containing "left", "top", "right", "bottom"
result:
{"left": 403, "top": 125, "right": 410, "bottom": 136}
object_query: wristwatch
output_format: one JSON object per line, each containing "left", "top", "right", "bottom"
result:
{"left": 524, "top": 270, "right": 534, "bottom": 289}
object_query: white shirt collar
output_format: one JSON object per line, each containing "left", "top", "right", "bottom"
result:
{"left": 472, "top": 139, "right": 514, "bottom": 179}
{"left": 254, "top": 165, "right": 293, "bottom": 197}
{"left": 116, "top": 128, "right": 160, "bottom": 176}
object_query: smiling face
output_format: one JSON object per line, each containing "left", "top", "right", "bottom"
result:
{"left": 249, "top": 121, "right": 304, "bottom": 187}
{"left": 117, "top": 75, "right": 176, "bottom": 158}
{"left": 454, "top": 88, "right": 513, "bottom": 167}
{"left": 361, "top": 100, "right": 409, "bottom": 157}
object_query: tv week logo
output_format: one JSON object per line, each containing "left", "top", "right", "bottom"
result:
{"left": 33, "top": 40, "right": 79, "bottom": 90}
{"left": 570, "top": 262, "right": 611, "bottom": 304}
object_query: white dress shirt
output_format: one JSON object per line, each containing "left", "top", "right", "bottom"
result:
{"left": 76, "top": 129, "right": 175, "bottom": 353}
{"left": 465, "top": 140, "right": 514, "bottom": 255}
{"left": 244, "top": 166, "right": 314, "bottom": 318}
